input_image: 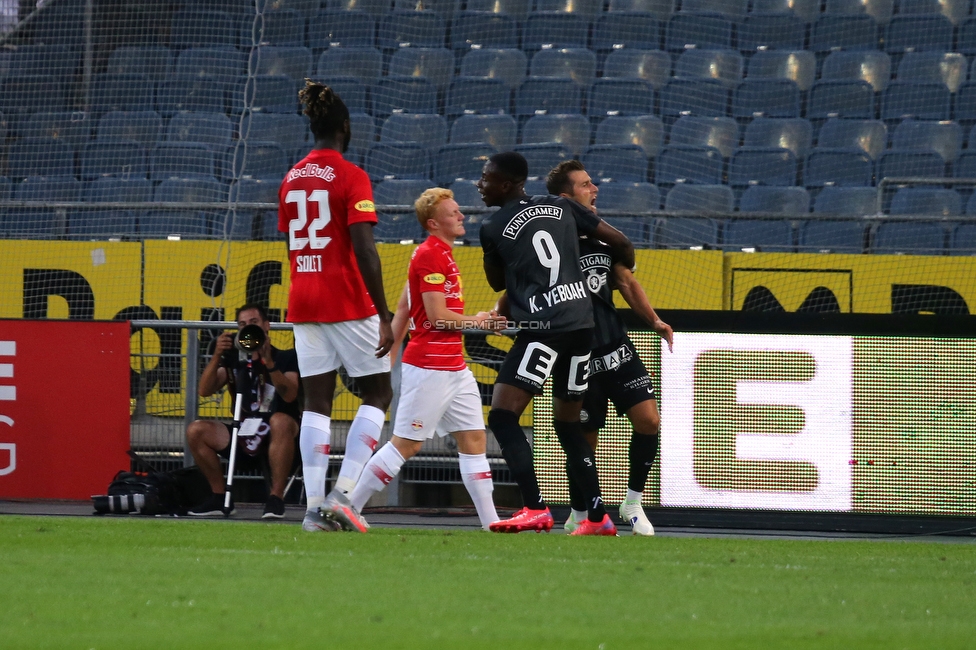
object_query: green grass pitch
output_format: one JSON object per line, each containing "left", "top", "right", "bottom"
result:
{"left": 1, "top": 516, "right": 974, "bottom": 649}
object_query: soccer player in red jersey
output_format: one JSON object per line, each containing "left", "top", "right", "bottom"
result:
{"left": 323, "top": 188, "right": 503, "bottom": 533}
{"left": 278, "top": 81, "right": 394, "bottom": 532}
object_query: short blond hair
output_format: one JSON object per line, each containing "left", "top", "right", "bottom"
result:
{"left": 414, "top": 187, "right": 454, "bottom": 230}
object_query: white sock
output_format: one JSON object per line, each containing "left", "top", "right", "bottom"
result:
{"left": 625, "top": 488, "right": 643, "bottom": 503}
{"left": 458, "top": 452, "right": 499, "bottom": 530}
{"left": 349, "top": 442, "right": 405, "bottom": 512}
{"left": 571, "top": 509, "right": 587, "bottom": 522}
{"left": 299, "top": 411, "right": 331, "bottom": 510}
{"left": 336, "top": 405, "right": 386, "bottom": 494}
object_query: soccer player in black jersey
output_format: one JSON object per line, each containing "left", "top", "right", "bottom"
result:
{"left": 546, "top": 160, "right": 673, "bottom": 536}
{"left": 478, "top": 151, "right": 636, "bottom": 535}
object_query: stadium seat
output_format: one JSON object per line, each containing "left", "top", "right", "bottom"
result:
{"left": 737, "top": 13, "right": 806, "bottom": 51}
{"left": 450, "top": 12, "right": 519, "bottom": 51}
{"left": 324, "top": 0, "right": 403, "bottom": 17}
{"left": 227, "top": 75, "right": 300, "bottom": 114}
{"left": 602, "top": 49, "right": 672, "bottom": 90}
{"left": 175, "top": 46, "right": 247, "bottom": 80}
{"left": 608, "top": 0, "right": 674, "bottom": 18}
{"left": 658, "top": 210, "right": 724, "bottom": 247}
{"left": 155, "top": 76, "right": 227, "bottom": 116}
{"left": 170, "top": 9, "right": 237, "bottom": 48}
{"left": 389, "top": 47, "right": 455, "bottom": 89}
{"left": 525, "top": 178, "right": 549, "bottom": 194}
{"left": 381, "top": 113, "right": 448, "bottom": 149}
{"left": 8, "top": 139, "right": 76, "bottom": 180}
{"left": 732, "top": 80, "right": 800, "bottom": 118}
{"left": 820, "top": 50, "right": 891, "bottom": 92}
{"left": 10, "top": 44, "right": 79, "bottom": 83}
{"left": 955, "top": 152, "right": 976, "bottom": 180}
{"left": 595, "top": 182, "right": 660, "bottom": 213}
{"left": 889, "top": 188, "right": 961, "bottom": 216}
{"left": 533, "top": 0, "right": 603, "bottom": 14}
{"left": 743, "top": 118, "right": 812, "bottom": 159}
{"left": 674, "top": 49, "right": 742, "bottom": 88}
{"left": 950, "top": 223, "right": 976, "bottom": 253}
{"left": 587, "top": 79, "right": 656, "bottom": 117}
{"left": 315, "top": 48, "right": 383, "bottom": 83}
{"left": 739, "top": 186, "right": 810, "bottom": 215}
{"left": 797, "top": 219, "right": 867, "bottom": 253}
{"left": 668, "top": 116, "right": 738, "bottom": 158}
{"left": 602, "top": 217, "right": 652, "bottom": 246}
{"left": 656, "top": 146, "right": 724, "bottom": 184}
{"left": 459, "top": 48, "right": 527, "bottom": 89}
{"left": 377, "top": 11, "right": 446, "bottom": 50}
{"left": 659, "top": 79, "right": 730, "bottom": 117}
{"left": 823, "top": 0, "right": 893, "bottom": 23}
{"left": 465, "top": 0, "right": 531, "bottom": 19}
{"left": 876, "top": 149, "right": 946, "bottom": 180}
{"left": 665, "top": 12, "right": 733, "bottom": 51}
{"left": 891, "top": 119, "right": 962, "bottom": 164}
{"left": 31, "top": 0, "right": 85, "bottom": 46}
{"left": 885, "top": 15, "right": 953, "bottom": 52}
{"left": 753, "top": 0, "right": 819, "bottom": 22}
{"left": 521, "top": 114, "right": 591, "bottom": 155}
{"left": 582, "top": 145, "right": 649, "bottom": 183}
{"left": 144, "top": 178, "right": 225, "bottom": 238}
{"left": 96, "top": 111, "right": 163, "bottom": 148}
{"left": 79, "top": 141, "right": 148, "bottom": 181}
{"left": 955, "top": 84, "right": 976, "bottom": 123}
{"left": 22, "top": 112, "right": 92, "bottom": 147}
{"left": 595, "top": 115, "right": 665, "bottom": 158}
{"left": 729, "top": 147, "right": 797, "bottom": 186}
{"left": 227, "top": 177, "right": 281, "bottom": 240}
{"left": 449, "top": 180, "right": 484, "bottom": 207}
{"left": 374, "top": 179, "right": 437, "bottom": 207}
{"left": 897, "top": 53, "right": 967, "bottom": 94}
{"left": 813, "top": 186, "right": 878, "bottom": 215}
{"left": 803, "top": 148, "right": 873, "bottom": 186}
{"left": 515, "top": 78, "right": 582, "bottom": 116}
{"left": 71, "top": 177, "right": 152, "bottom": 239}
{"left": 513, "top": 143, "right": 573, "bottom": 178}
{"left": 240, "top": 9, "right": 305, "bottom": 47}
{"left": 960, "top": 17, "right": 976, "bottom": 54}
{"left": 366, "top": 143, "right": 432, "bottom": 180}
{"left": 433, "top": 144, "right": 497, "bottom": 184}
{"left": 90, "top": 74, "right": 155, "bottom": 116}
{"left": 722, "top": 219, "right": 795, "bottom": 252}
{"left": 807, "top": 80, "right": 876, "bottom": 119}
{"left": 592, "top": 12, "right": 662, "bottom": 52}
{"left": 393, "top": 0, "right": 458, "bottom": 15}
{"left": 810, "top": 15, "right": 880, "bottom": 52}
{"left": 313, "top": 76, "right": 368, "bottom": 114}
{"left": 680, "top": 0, "right": 747, "bottom": 14}
{"left": 307, "top": 10, "right": 377, "bottom": 49}
{"left": 374, "top": 213, "right": 427, "bottom": 242}
{"left": 450, "top": 114, "right": 518, "bottom": 147}
{"left": 6, "top": 176, "right": 81, "bottom": 238}
{"left": 445, "top": 77, "right": 511, "bottom": 116}
{"left": 521, "top": 12, "right": 589, "bottom": 50}
{"left": 171, "top": 112, "right": 236, "bottom": 151}
{"left": 372, "top": 76, "right": 438, "bottom": 117}
{"left": 0, "top": 76, "right": 66, "bottom": 131}
{"left": 881, "top": 82, "right": 951, "bottom": 121}
{"left": 816, "top": 118, "right": 887, "bottom": 160}
{"left": 530, "top": 49, "right": 597, "bottom": 87}
{"left": 872, "top": 221, "right": 946, "bottom": 254}
{"left": 150, "top": 142, "right": 217, "bottom": 181}
{"left": 745, "top": 50, "right": 816, "bottom": 92}
{"left": 252, "top": 46, "right": 313, "bottom": 82}
{"left": 107, "top": 46, "right": 174, "bottom": 82}
{"left": 222, "top": 141, "right": 290, "bottom": 181}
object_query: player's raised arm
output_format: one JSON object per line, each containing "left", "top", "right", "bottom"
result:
{"left": 612, "top": 263, "right": 673, "bottom": 352}
{"left": 350, "top": 221, "right": 394, "bottom": 358}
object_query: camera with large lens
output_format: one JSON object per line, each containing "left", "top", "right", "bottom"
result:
{"left": 219, "top": 324, "right": 266, "bottom": 366}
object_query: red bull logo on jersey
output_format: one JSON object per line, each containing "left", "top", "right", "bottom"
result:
{"left": 411, "top": 419, "right": 424, "bottom": 431}
{"left": 287, "top": 163, "right": 336, "bottom": 182}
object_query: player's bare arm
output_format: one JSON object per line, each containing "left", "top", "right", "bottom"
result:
{"left": 256, "top": 336, "right": 301, "bottom": 402}
{"left": 612, "top": 263, "right": 674, "bottom": 352}
{"left": 349, "top": 221, "right": 394, "bottom": 357}
{"left": 198, "top": 331, "right": 232, "bottom": 397}
{"left": 591, "top": 220, "right": 636, "bottom": 272}
{"left": 390, "top": 282, "right": 410, "bottom": 366}
{"left": 421, "top": 291, "right": 498, "bottom": 330}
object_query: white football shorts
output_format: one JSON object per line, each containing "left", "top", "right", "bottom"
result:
{"left": 293, "top": 315, "right": 391, "bottom": 378}
{"left": 393, "top": 364, "right": 485, "bottom": 441}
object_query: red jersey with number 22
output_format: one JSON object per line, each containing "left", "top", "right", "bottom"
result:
{"left": 402, "top": 236, "right": 466, "bottom": 371}
{"left": 279, "top": 148, "right": 378, "bottom": 323}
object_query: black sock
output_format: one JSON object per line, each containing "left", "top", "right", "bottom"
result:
{"left": 628, "top": 432, "right": 659, "bottom": 494}
{"left": 554, "top": 419, "right": 606, "bottom": 522}
{"left": 565, "top": 460, "right": 587, "bottom": 512}
{"left": 488, "top": 408, "right": 545, "bottom": 510}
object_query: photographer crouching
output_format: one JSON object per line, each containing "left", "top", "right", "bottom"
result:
{"left": 185, "top": 304, "right": 301, "bottom": 518}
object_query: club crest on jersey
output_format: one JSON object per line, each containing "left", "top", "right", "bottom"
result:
{"left": 411, "top": 419, "right": 424, "bottom": 431}
{"left": 424, "top": 273, "right": 446, "bottom": 284}
{"left": 502, "top": 205, "right": 562, "bottom": 239}
{"left": 584, "top": 268, "right": 606, "bottom": 293}
{"left": 355, "top": 200, "right": 376, "bottom": 212}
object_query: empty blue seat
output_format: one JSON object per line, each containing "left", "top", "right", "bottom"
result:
{"left": 885, "top": 15, "right": 953, "bottom": 52}
{"left": 465, "top": 0, "right": 531, "bottom": 19}
{"left": 656, "top": 146, "right": 724, "bottom": 184}
{"left": 378, "top": 11, "right": 446, "bottom": 49}
{"left": 170, "top": 9, "right": 237, "bottom": 48}
{"left": 374, "top": 213, "right": 426, "bottom": 242}
{"left": 881, "top": 82, "right": 951, "bottom": 121}
{"left": 746, "top": 50, "right": 816, "bottom": 92}
{"left": 521, "top": 114, "right": 591, "bottom": 154}
{"left": 530, "top": 48, "right": 597, "bottom": 87}
{"left": 366, "top": 143, "right": 432, "bottom": 180}
{"left": 897, "top": 53, "right": 967, "bottom": 94}
{"left": 675, "top": 48, "right": 743, "bottom": 88}
{"left": 890, "top": 187, "right": 961, "bottom": 216}
{"left": 240, "top": 9, "right": 305, "bottom": 47}
{"left": 316, "top": 48, "right": 383, "bottom": 83}
{"left": 314, "top": 76, "right": 368, "bottom": 114}
{"left": 229, "top": 177, "right": 280, "bottom": 204}
{"left": 729, "top": 147, "right": 797, "bottom": 186}
{"left": 381, "top": 114, "right": 449, "bottom": 149}
{"left": 807, "top": 80, "right": 876, "bottom": 119}
{"left": 951, "top": 223, "right": 976, "bottom": 253}
{"left": 22, "top": 112, "right": 92, "bottom": 147}
{"left": 155, "top": 76, "right": 227, "bottom": 116}
{"left": 513, "top": 143, "right": 573, "bottom": 178}
{"left": 665, "top": 12, "right": 733, "bottom": 51}
{"left": 0, "top": 76, "right": 66, "bottom": 129}
{"left": 743, "top": 118, "right": 812, "bottom": 159}
{"left": 227, "top": 177, "right": 280, "bottom": 240}
{"left": 107, "top": 46, "right": 174, "bottom": 82}
{"left": 810, "top": 15, "right": 879, "bottom": 52}
{"left": 11, "top": 44, "right": 79, "bottom": 80}
{"left": 228, "top": 75, "right": 299, "bottom": 114}
{"left": 522, "top": 13, "right": 589, "bottom": 50}
{"left": 446, "top": 77, "right": 510, "bottom": 116}
{"left": 459, "top": 48, "right": 527, "bottom": 89}
{"left": 71, "top": 177, "right": 152, "bottom": 239}
{"left": 389, "top": 47, "right": 455, "bottom": 89}
{"left": 607, "top": 0, "right": 674, "bottom": 19}
{"left": 595, "top": 115, "right": 665, "bottom": 157}
{"left": 175, "top": 47, "right": 247, "bottom": 80}
{"left": 603, "top": 217, "right": 652, "bottom": 245}
{"left": 97, "top": 111, "right": 163, "bottom": 148}
{"left": 374, "top": 179, "right": 437, "bottom": 207}
{"left": 325, "top": 0, "right": 402, "bottom": 17}
{"left": 582, "top": 145, "right": 648, "bottom": 183}
{"left": 222, "top": 141, "right": 290, "bottom": 181}
{"left": 876, "top": 149, "right": 946, "bottom": 180}
{"left": 602, "top": 49, "right": 672, "bottom": 90}
{"left": 90, "top": 74, "right": 155, "bottom": 116}
{"left": 823, "top": 0, "right": 893, "bottom": 22}
{"left": 668, "top": 116, "right": 738, "bottom": 158}
{"left": 681, "top": 0, "right": 747, "bottom": 15}
{"left": 308, "top": 10, "right": 377, "bottom": 49}
{"left": 144, "top": 178, "right": 226, "bottom": 238}
{"left": 150, "top": 142, "right": 217, "bottom": 181}
{"left": 961, "top": 17, "right": 976, "bottom": 54}
{"left": 658, "top": 214, "right": 724, "bottom": 247}
{"left": 732, "top": 80, "right": 800, "bottom": 118}
{"left": 170, "top": 112, "right": 236, "bottom": 150}
{"left": 659, "top": 79, "right": 730, "bottom": 117}
{"left": 804, "top": 148, "right": 873, "bottom": 186}
{"left": 739, "top": 186, "right": 810, "bottom": 215}
{"left": 449, "top": 180, "right": 485, "bottom": 206}
{"left": 79, "top": 140, "right": 147, "bottom": 181}
{"left": 592, "top": 12, "right": 662, "bottom": 51}
{"left": 533, "top": 0, "right": 604, "bottom": 14}
{"left": 798, "top": 219, "right": 867, "bottom": 252}
{"left": 872, "top": 221, "right": 946, "bottom": 254}
{"left": 955, "top": 83, "right": 976, "bottom": 122}
{"left": 820, "top": 50, "right": 891, "bottom": 92}
{"left": 450, "top": 114, "right": 518, "bottom": 147}
{"left": 253, "top": 46, "right": 313, "bottom": 82}
{"left": 450, "top": 12, "right": 519, "bottom": 50}
{"left": 515, "top": 78, "right": 582, "bottom": 116}
{"left": 891, "top": 119, "right": 962, "bottom": 164}
{"left": 8, "top": 139, "right": 76, "bottom": 180}
{"left": 722, "top": 219, "right": 794, "bottom": 251}
{"left": 813, "top": 186, "right": 878, "bottom": 215}
{"left": 393, "top": 0, "right": 458, "bottom": 15}
{"left": 754, "top": 0, "right": 820, "bottom": 22}
{"left": 955, "top": 152, "right": 976, "bottom": 180}
{"left": 596, "top": 182, "right": 660, "bottom": 213}
{"left": 588, "top": 79, "right": 655, "bottom": 117}
{"left": 31, "top": 0, "right": 84, "bottom": 46}
{"left": 817, "top": 118, "right": 888, "bottom": 160}
{"left": 7, "top": 176, "right": 81, "bottom": 238}
{"left": 372, "top": 76, "right": 438, "bottom": 117}
{"left": 737, "top": 13, "right": 805, "bottom": 51}
{"left": 433, "top": 144, "right": 497, "bottom": 184}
